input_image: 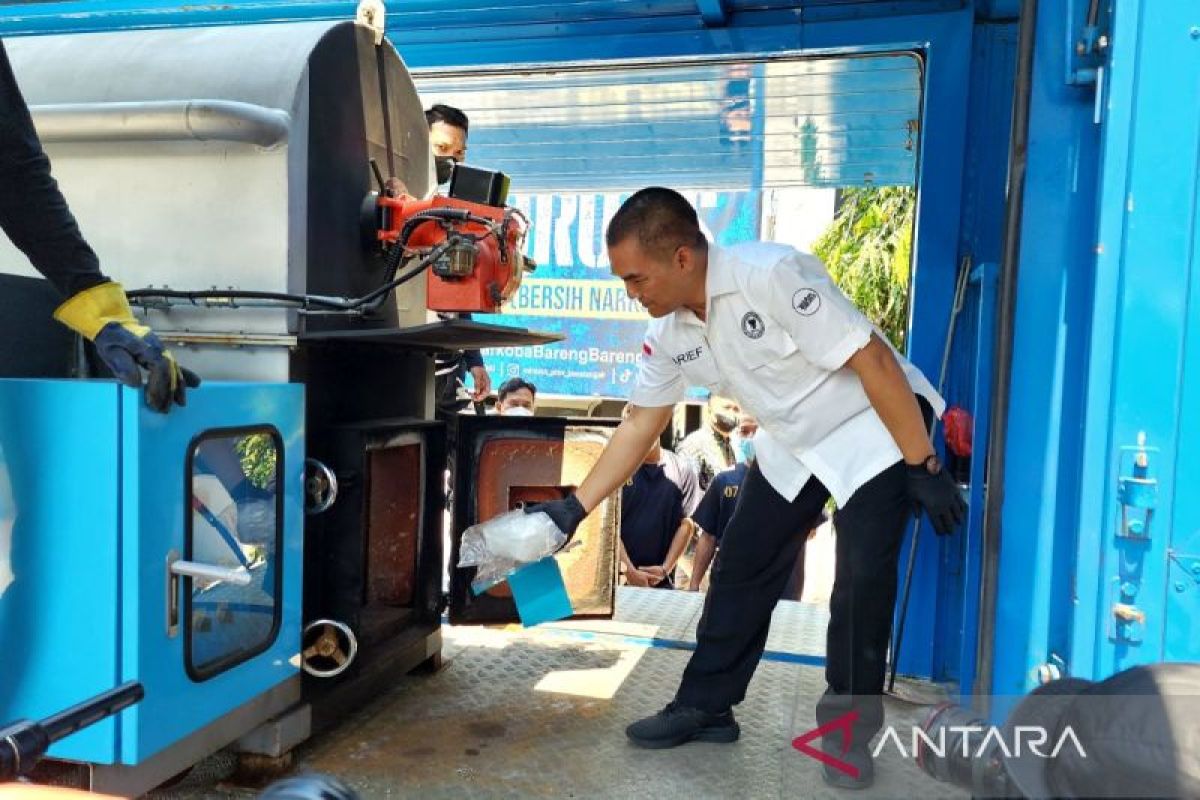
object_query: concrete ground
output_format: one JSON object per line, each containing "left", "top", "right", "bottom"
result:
{"left": 154, "top": 588, "right": 967, "bottom": 800}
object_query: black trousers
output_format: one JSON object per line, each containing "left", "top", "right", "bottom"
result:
{"left": 674, "top": 458, "right": 912, "bottom": 745}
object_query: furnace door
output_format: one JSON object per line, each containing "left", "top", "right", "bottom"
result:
{"left": 448, "top": 416, "right": 620, "bottom": 624}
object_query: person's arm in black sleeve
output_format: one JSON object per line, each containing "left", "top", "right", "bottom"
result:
{"left": 0, "top": 41, "right": 200, "bottom": 412}
{"left": 461, "top": 348, "right": 489, "bottom": 401}
{"left": 0, "top": 41, "right": 106, "bottom": 297}
{"left": 462, "top": 349, "right": 484, "bottom": 370}
{"left": 451, "top": 312, "right": 490, "bottom": 401}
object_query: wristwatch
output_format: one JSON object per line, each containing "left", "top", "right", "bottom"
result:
{"left": 919, "top": 453, "right": 942, "bottom": 475}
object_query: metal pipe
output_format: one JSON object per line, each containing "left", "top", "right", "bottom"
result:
{"left": 30, "top": 100, "right": 290, "bottom": 147}
{"left": 975, "top": 0, "right": 1039, "bottom": 713}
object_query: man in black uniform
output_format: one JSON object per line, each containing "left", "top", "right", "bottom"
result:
{"left": 619, "top": 405, "right": 701, "bottom": 589}
{"left": 0, "top": 41, "right": 198, "bottom": 411}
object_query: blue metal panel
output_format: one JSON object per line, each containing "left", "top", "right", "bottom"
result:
{"left": 989, "top": 0, "right": 1101, "bottom": 698}
{"left": 925, "top": 21, "right": 1015, "bottom": 693}
{"left": 0, "top": 381, "right": 303, "bottom": 763}
{"left": 1165, "top": 213, "right": 1200, "bottom": 657}
{"left": 974, "top": 0, "right": 1019, "bottom": 20}
{"left": 958, "top": 262, "right": 997, "bottom": 698}
{"left": 0, "top": 380, "right": 122, "bottom": 762}
{"left": 695, "top": 0, "right": 728, "bottom": 27}
{"left": 119, "top": 382, "right": 303, "bottom": 762}
{"left": 1071, "top": 0, "right": 1200, "bottom": 676}
{"left": 0, "top": 1, "right": 965, "bottom": 38}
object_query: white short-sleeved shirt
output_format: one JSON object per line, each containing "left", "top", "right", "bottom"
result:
{"left": 629, "top": 242, "right": 943, "bottom": 507}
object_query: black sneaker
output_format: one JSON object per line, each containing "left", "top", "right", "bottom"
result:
{"left": 625, "top": 701, "right": 740, "bottom": 749}
{"left": 821, "top": 745, "right": 875, "bottom": 790}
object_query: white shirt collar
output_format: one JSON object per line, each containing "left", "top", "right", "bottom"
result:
{"left": 679, "top": 244, "right": 737, "bottom": 328}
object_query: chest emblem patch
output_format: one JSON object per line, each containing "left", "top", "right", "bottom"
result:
{"left": 792, "top": 288, "right": 821, "bottom": 316}
{"left": 741, "top": 311, "right": 765, "bottom": 339}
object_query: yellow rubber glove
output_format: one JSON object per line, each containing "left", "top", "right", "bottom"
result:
{"left": 54, "top": 282, "right": 201, "bottom": 412}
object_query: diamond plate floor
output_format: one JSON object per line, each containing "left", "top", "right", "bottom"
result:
{"left": 550, "top": 586, "right": 831, "bottom": 657}
{"left": 152, "top": 590, "right": 965, "bottom": 800}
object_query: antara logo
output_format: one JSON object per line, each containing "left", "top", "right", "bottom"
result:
{"left": 791, "top": 710, "right": 1087, "bottom": 778}
{"left": 672, "top": 346, "right": 704, "bottom": 366}
{"left": 791, "top": 710, "right": 861, "bottom": 778}
{"left": 880, "top": 722, "right": 1087, "bottom": 761}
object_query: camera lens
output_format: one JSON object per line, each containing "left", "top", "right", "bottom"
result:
{"left": 916, "top": 703, "right": 1012, "bottom": 796}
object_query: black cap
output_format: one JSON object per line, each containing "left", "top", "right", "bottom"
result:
{"left": 1002, "top": 663, "right": 1200, "bottom": 799}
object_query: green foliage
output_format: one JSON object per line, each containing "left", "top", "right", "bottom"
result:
{"left": 811, "top": 186, "right": 915, "bottom": 349}
{"left": 235, "top": 433, "right": 277, "bottom": 490}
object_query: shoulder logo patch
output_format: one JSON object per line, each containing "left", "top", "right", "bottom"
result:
{"left": 741, "top": 311, "right": 765, "bottom": 339}
{"left": 791, "top": 288, "right": 821, "bottom": 316}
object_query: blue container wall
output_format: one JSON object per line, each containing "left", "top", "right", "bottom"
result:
{"left": 988, "top": 0, "right": 1101, "bottom": 702}
{"left": 928, "top": 20, "right": 1016, "bottom": 697}
{"left": 1070, "top": 0, "right": 1200, "bottom": 678}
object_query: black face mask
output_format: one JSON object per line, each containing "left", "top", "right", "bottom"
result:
{"left": 435, "top": 156, "right": 456, "bottom": 186}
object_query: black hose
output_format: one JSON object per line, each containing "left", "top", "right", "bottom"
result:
{"left": 127, "top": 240, "right": 453, "bottom": 314}
{"left": 354, "top": 239, "right": 454, "bottom": 309}
{"left": 975, "top": 0, "right": 1038, "bottom": 713}
{"left": 126, "top": 287, "right": 350, "bottom": 311}
{"left": 128, "top": 204, "right": 497, "bottom": 315}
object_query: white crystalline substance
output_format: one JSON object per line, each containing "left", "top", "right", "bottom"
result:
{"left": 458, "top": 510, "right": 565, "bottom": 591}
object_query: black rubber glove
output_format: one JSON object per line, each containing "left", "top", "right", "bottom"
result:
{"left": 523, "top": 494, "right": 587, "bottom": 538}
{"left": 905, "top": 455, "right": 967, "bottom": 535}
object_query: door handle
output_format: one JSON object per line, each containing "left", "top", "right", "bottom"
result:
{"left": 166, "top": 550, "right": 252, "bottom": 637}
{"left": 170, "top": 559, "right": 252, "bottom": 586}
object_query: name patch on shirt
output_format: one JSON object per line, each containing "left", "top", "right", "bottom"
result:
{"left": 672, "top": 346, "right": 704, "bottom": 365}
{"left": 792, "top": 288, "right": 821, "bottom": 316}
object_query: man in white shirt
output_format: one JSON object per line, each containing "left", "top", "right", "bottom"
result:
{"left": 526, "top": 188, "right": 964, "bottom": 789}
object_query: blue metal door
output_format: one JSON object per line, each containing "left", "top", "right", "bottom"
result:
{"left": 1163, "top": 60, "right": 1200, "bottom": 662}
{"left": 1071, "top": 2, "right": 1200, "bottom": 676}
{"left": 117, "top": 382, "right": 304, "bottom": 762}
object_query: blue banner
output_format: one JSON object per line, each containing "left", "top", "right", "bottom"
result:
{"left": 478, "top": 190, "right": 762, "bottom": 399}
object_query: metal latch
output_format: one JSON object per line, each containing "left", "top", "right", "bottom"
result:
{"left": 1110, "top": 600, "right": 1146, "bottom": 645}
{"left": 1116, "top": 432, "right": 1157, "bottom": 540}
{"left": 1107, "top": 577, "right": 1146, "bottom": 644}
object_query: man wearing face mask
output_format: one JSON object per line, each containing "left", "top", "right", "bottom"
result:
{"left": 426, "top": 104, "right": 490, "bottom": 415}
{"left": 676, "top": 394, "right": 739, "bottom": 490}
{"left": 496, "top": 377, "right": 536, "bottom": 416}
{"left": 731, "top": 413, "right": 758, "bottom": 464}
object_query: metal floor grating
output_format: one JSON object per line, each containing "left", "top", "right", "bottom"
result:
{"left": 153, "top": 590, "right": 964, "bottom": 799}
